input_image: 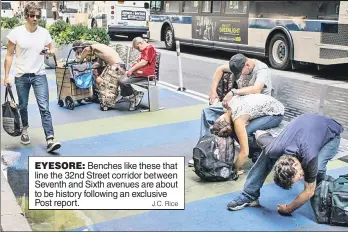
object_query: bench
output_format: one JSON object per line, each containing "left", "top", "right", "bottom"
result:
{"left": 218, "top": 72, "right": 348, "bottom": 160}
{"left": 113, "top": 44, "right": 163, "bottom": 112}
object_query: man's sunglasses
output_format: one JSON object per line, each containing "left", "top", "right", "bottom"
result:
{"left": 29, "top": 14, "right": 41, "bottom": 19}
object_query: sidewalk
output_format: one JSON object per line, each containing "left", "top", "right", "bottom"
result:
{"left": 1, "top": 48, "right": 348, "bottom": 231}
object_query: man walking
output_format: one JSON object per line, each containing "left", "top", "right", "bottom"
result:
{"left": 4, "top": 2, "right": 61, "bottom": 153}
{"left": 227, "top": 114, "right": 343, "bottom": 215}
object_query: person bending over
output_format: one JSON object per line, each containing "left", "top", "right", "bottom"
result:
{"left": 227, "top": 113, "right": 343, "bottom": 215}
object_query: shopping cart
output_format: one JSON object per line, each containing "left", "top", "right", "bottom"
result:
{"left": 54, "top": 46, "right": 93, "bottom": 110}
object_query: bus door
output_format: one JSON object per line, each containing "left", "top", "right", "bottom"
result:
{"left": 109, "top": 1, "right": 150, "bottom": 30}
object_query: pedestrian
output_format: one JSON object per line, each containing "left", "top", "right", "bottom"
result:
{"left": 3, "top": 2, "right": 61, "bottom": 153}
{"left": 52, "top": 4, "right": 57, "bottom": 20}
{"left": 227, "top": 114, "right": 343, "bottom": 215}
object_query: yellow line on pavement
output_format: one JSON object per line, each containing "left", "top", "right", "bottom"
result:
{"left": 1, "top": 104, "right": 206, "bottom": 149}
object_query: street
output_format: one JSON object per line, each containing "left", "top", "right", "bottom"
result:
{"left": 110, "top": 36, "right": 348, "bottom": 97}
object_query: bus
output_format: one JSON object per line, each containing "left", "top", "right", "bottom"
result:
{"left": 2, "top": 1, "right": 14, "bottom": 18}
{"left": 149, "top": 1, "right": 348, "bottom": 70}
{"left": 80, "top": 1, "right": 151, "bottom": 38}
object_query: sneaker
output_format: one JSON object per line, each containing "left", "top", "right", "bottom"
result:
{"left": 129, "top": 92, "right": 144, "bottom": 111}
{"left": 129, "top": 98, "right": 136, "bottom": 111}
{"left": 20, "top": 134, "right": 31, "bottom": 145}
{"left": 134, "top": 91, "right": 144, "bottom": 107}
{"left": 227, "top": 195, "right": 260, "bottom": 211}
{"left": 47, "top": 140, "right": 61, "bottom": 153}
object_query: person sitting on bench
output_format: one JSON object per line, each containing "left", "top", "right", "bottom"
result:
{"left": 226, "top": 113, "right": 343, "bottom": 215}
{"left": 211, "top": 93, "right": 285, "bottom": 175}
{"left": 118, "top": 37, "right": 157, "bottom": 111}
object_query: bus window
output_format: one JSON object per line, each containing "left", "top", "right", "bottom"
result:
{"left": 165, "top": 1, "right": 180, "bottom": 13}
{"left": 202, "top": 1, "right": 211, "bottom": 13}
{"left": 150, "top": 1, "right": 162, "bottom": 12}
{"left": 213, "top": 1, "right": 221, "bottom": 13}
{"left": 182, "top": 1, "right": 199, "bottom": 13}
{"left": 225, "top": 1, "right": 247, "bottom": 14}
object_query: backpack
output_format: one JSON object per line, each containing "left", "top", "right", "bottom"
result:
{"left": 217, "top": 72, "right": 238, "bottom": 101}
{"left": 310, "top": 174, "right": 348, "bottom": 226}
{"left": 2, "top": 85, "right": 23, "bottom": 137}
{"left": 192, "top": 134, "right": 237, "bottom": 182}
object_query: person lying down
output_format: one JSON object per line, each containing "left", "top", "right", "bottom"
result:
{"left": 210, "top": 94, "right": 285, "bottom": 175}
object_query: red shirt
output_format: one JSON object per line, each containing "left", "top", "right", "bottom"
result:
{"left": 133, "top": 44, "right": 156, "bottom": 78}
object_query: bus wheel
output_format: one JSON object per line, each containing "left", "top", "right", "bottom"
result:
{"left": 268, "top": 33, "right": 291, "bottom": 70}
{"left": 164, "top": 27, "right": 175, "bottom": 50}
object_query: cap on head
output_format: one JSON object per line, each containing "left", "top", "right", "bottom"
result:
{"left": 229, "top": 53, "right": 247, "bottom": 75}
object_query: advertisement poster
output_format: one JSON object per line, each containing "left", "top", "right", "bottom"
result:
{"left": 192, "top": 16, "right": 248, "bottom": 44}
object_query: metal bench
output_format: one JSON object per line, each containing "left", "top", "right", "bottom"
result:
{"left": 112, "top": 43, "right": 163, "bottom": 112}
{"left": 218, "top": 72, "right": 348, "bottom": 160}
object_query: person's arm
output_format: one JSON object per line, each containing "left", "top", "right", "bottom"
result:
{"left": 209, "top": 64, "right": 231, "bottom": 104}
{"left": 278, "top": 158, "right": 317, "bottom": 215}
{"left": 222, "top": 68, "right": 268, "bottom": 107}
{"left": 79, "top": 46, "right": 92, "bottom": 63}
{"left": 278, "top": 181, "right": 316, "bottom": 215}
{"left": 233, "top": 69, "right": 268, "bottom": 96}
{"left": 210, "top": 64, "right": 231, "bottom": 94}
{"left": 4, "top": 40, "right": 16, "bottom": 86}
{"left": 233, "top": 115, "right": 250, "bottom": 171}
{"left": 128, "top": 59, "right": 148, "bottom": 73}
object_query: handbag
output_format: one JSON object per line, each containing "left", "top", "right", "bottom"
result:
{"left": 2, "top": 85, "right": 23, "bottom": 137}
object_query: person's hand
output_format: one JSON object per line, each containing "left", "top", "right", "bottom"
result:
{"left": 47, "top": 49, "right": 55, "bottom": 57}
{"left": 209, "top": 90, "right": 218, "bottom": 105}
{"left": 222, "top": 92, "right": 233, "bottom": 108}
{"left": 126, "top": 70, "right": 132, "bottom": 77}
{"left": 3, "top": 77, "right": 11, "bottom": 87}
{"left": 277, "top": 204, "right": 292, "bottom": 216}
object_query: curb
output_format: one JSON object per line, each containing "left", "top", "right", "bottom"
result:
{"left": 1, "top": 171, "right": 32, "bottom": 231}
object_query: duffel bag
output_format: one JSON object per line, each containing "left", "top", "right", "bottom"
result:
{"left": 2, "top": 85, "right": 23, "bottom": 137}
{"left": 311, "top": 174, "right": 348, "bottom": 226}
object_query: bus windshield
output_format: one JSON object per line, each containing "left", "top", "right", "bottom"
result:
{"left": 2, "top": 2, "right": 12, "bottom": 10}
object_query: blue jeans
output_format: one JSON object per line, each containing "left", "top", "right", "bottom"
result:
{"left": 242, "top": 135, "right": 341, "bottom": 201}
{"left": 15, "top": 74, "right": 54, "bottom": 139}
{"left": 200, "top": 106, "right": 284, "bottom": 150}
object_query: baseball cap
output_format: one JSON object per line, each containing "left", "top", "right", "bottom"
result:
{"left": 229, "top": 53, "right": 247, "bottom": 75}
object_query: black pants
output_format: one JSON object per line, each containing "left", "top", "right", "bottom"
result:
{"left": 119, "top": 76, "right": 146, "bottom": 97}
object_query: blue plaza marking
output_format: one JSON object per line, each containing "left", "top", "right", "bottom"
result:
{"left": 0, "top": 87, "right": 204, "bottom": 128}
{"left": 7, "top": 120, "right": 200, "bottom": 170}
{"left": 70, "top": 167, "right": 348, "bottom": 232}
